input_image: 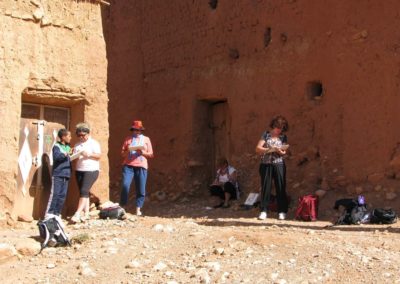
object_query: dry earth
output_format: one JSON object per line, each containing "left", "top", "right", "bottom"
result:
{"left": 1, "top": 197, "right": 400, "bottom": 284}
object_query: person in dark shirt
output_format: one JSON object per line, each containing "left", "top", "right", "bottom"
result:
{"left": 45, "top": 129, "right": 72, "bottom": 219}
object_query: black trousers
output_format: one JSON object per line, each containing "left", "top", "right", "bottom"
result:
{"left": 259, "top": 163, "right": 288, "bottom": 213}
{"left": 210, "top": 182, "right": 237, "bottom": 200}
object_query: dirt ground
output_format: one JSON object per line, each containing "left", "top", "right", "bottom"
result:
{"left": 1, "top": 196, "right": 400, "bottom": 284}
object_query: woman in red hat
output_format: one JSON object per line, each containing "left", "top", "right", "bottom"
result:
{"left": 120, "top": 120, "right": 154, "bottom": 216}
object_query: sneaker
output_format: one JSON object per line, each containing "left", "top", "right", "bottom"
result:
{"left": 71, "top": 213, "right": 81, "bottom": 223}
{"left": 136, "top": 208, "right": 142, "bottom": 216}
{"left": 258, "top": 211, "right": 267, "bottom": 220}
{"left": 278, "top": 213, "right": 287, "bottom": 220}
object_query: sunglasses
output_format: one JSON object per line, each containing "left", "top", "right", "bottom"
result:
{"left": 77, "top": 133, "right": 88, "bottom": 137}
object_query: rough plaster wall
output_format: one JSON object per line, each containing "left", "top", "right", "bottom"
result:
{"left": 102, "top": 0, "right": 144, "bottom": 202}
{"left": 0, "top": 0, "right": 109, "bottom": 219}
{"left": 107, "top": 0, "right": 400, "bottom": 211}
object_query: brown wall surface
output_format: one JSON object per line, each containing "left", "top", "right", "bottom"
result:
{"left": 105, "top": 0, "right": 400, "bottom": 212}
{"left": 0, "top": 0, "right": 109, "bottom": 220}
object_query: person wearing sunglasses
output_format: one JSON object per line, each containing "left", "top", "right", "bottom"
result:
{"left": 71, "top": 122, "right": 101, "bottom": 223}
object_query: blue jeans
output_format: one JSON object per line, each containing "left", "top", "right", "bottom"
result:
{"left": 120, "top": 165, "right": 147, "bottom": 208}
{"left": 46, "top": 176, "right": 69, "bottom": 216}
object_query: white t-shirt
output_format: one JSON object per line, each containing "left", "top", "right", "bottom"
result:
{"left": 74, "top": 137, "right": 101, "bottom": 171}
{"left": 217, "top": 166, "right": 236, "bottom": 184}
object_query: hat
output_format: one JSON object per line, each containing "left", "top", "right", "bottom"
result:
{"left": 130, "top": 120, "right": 145, "bottom": 131}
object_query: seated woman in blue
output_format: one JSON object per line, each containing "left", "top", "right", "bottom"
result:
{"left": 209, "top": 158, "right": 239, "bottom": 208}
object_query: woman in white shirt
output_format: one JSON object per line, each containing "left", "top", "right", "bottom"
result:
{"left": 209, "top": 158, "right": 239, "bottom": 208}
{"left": 71, "top": 123, "right": 101, "bottom": 223}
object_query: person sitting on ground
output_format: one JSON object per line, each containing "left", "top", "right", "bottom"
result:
{"left": 209, "top": 158, "right": 239, "bottom": 208}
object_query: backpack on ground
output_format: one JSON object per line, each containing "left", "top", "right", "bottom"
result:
{"left": 295, "top": 194, "right": 318, "bottom": 221}
{"left": 99, "top": 205, "right": 126, "bottom": 220}
{"left": 370, "top": 208, "right": 397, "bottom": 224}
{"left": 37, "top": 217, "right": 71, "bottom": 251}
{"left": 334, "top": 196, "right": 370, "bottom": 225}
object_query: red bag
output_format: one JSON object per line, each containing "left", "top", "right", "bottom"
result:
{"left": 295, "top": 194, "right": 318, "bottom": 221}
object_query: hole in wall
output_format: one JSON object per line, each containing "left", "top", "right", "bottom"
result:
{"left": 209, "top": 0, "right": 218, "bottom": 9}
{"left": 307, "top": 81, "right": 324, "bottom": 100}
{"left": 264, "top": 27, "right": 272, "bottom": 47}
{"left": 229, "top": 48, "right": 240, "bottom": 59}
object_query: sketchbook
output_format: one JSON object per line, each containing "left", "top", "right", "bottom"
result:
{"left": 129, "top": 145, "right": 145, "bottom": 151}
{"left": 70, "top": 150, "right": 84, "bottom": 161}
{"left": 244, "top": 193, "right": 259, "bottom": 206}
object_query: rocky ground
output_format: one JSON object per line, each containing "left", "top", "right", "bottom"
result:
{"left": 1, "top": 197, "right": 400, "bottom": 284}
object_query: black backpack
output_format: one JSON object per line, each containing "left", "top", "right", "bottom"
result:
{"left": 370, "top": 208, "right": 397, "bottom": 224}
{"left": 99, "top": 206, "right": 126, "bottom": 220}
{"left": 37, "top": 217, "right": 71, "bottom": 251}
{"left": 335, "top": 198, "right": 370, "bottom": 225}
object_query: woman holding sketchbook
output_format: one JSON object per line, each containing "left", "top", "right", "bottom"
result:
{"left": 71, "top": 123, "right": 101, "bottom": 223}
{"left": 255, "top": 115, "right": 289, "bottom": 221}
{"left": 120, "top": 120, "right": 154, "bottom": 216}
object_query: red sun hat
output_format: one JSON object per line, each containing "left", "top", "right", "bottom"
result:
{"left": 130, "top": 120, "right": 145, "bottom": 131}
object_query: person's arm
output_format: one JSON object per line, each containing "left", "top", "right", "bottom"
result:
{"left": 53, "top": 145, "right": 68, "bottom": 163}
{"left": 255, "top": 139, "right": 276, "bottom": 154}
{"left": 276, "top": 135, "right": 288, "bottom": 156}
{"left": 82, "top": 140, "right": 101, "bottom": 160}
{"left": 228, "top": 169, "right": 237, "bottom": 183}
{"left": 138, "top": 137, "right": 154, "bottom": 159}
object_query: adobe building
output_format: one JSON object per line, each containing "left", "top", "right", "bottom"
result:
{"left": 0, "top": 0, "right": 109, "bottom": 221}
{"left": 104, "top": 0, "right": 400, "bottom": 212}
{"left": 2, "top": 0, "right": 400, "bottom": 222}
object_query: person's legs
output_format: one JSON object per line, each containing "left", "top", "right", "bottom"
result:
{"left": 259, "top": 164, "right": 273, "bottom": 214}
{"left": 46, "top": 176, "right": 63, "bottom": 217}
{"left": 222, "top": 182, "right": 236, "bottom": 207}
{"left": 72, "top": 171, "right": 98, "bottom": 222}
{"left": 210, "top": 185, "right": 225, "bottom": 199}
{"left": 54, "top": 177, "right": 69, "bottom": 216}
{"left": 273, "top": 163, "right": 288, "bottom": 218}
{"left": 133, "top": 167, "right": 147, "bottom": 215}
{"left": 120, "top": 165, "right": 134, "bottom": 207}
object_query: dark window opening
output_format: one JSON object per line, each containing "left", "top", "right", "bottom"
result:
{"left": 307, "top": 81, "right": 324, "bottom": 100}
{"left": 264, "top": 27, "right": 272, "bottom": 47}
{"left": 209, "top": 0, "right": 218, "bottom": 9}
{"left": 229, "top": 48, "right": 240, "bottom": 59}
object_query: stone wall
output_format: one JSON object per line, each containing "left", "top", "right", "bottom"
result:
{"left": 0, "top": 0, "right": 109, "bottom": 220}
{"left": 105, "top": 0, "right": 400, "bottom": 212}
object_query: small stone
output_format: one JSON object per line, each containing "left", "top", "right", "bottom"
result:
{"left": 33, "top": 8, "right": 44, "bottom": 21}
{"left": 41, "top": 16, "right": 52, "bottom": 27}
{"left": 15, "top": 239, "right": 41, "bottom": 256}
{"left": 153, "top": 262, "right": 167, "bottom": 271}
{"left": 204, "top": 261, "right": 220, "bottom": 272}
{"left": 0, "top": 243, "right": 18, "bottom": 264}
{"left": 213, "top": 248, "right": 225, "bottom": 255}
{"left": 315, "top": 189, "right": 326, "bottom": 198}
{"left": 17, "top": 214, "right": 33, "bottom": 223}
{"left": 152, "top": 224, "right": 164, "bottom": 232}
{"left": 355, "top": 186, "right": 363, "bottom": 194}
{"left": 385, "top": 192, "right": 397, "bottom": 200}
{"left": 47, "top": 263, "right": 56, "bottom": 269}
{"left": 154, "top": 191, "right": 167, "bottom": 201}
{"left": 125, "top": 260, "right": 140, "bottom": 269}
{"left": 195, "top": 268, "right": 211, "bottom": 284}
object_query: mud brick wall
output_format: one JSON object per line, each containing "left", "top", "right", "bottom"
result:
{"left": 104, "top": 0, "right": 400, "bottom": 213}
{"left": 0, "top": 0, "right": 109, "bottom": 219}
